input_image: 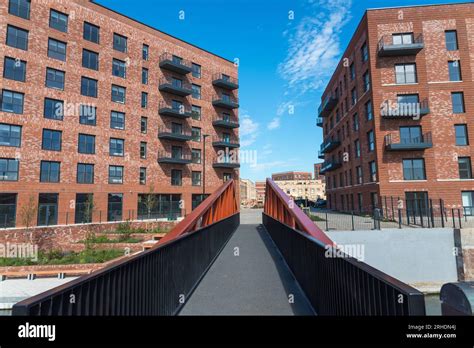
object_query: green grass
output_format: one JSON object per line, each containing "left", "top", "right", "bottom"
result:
{"left": 0, "top": 249, "right": 125, "bottom": 267}
{"left": 309, "top": 215, "right": 326, "bottom": 222}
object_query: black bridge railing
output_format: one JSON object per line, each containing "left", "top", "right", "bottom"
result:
{"left": 263, "top": 213, "right": 425, "bottom": 315}
{"left": 12, "top": 213, "right": 239, "bottom": 316}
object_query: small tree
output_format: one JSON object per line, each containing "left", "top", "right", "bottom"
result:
{"left": 20, "top": 195, "right": 37, "bottom": 232}
{"left": 144, "top": 184, "right": 157, "bottom": 231}
{"left": 83, "top": 195, "right": 96, "bottom": 252}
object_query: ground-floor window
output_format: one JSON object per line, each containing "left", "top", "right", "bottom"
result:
{"left": 108, "top": 193, "right": 123, "bottom": 222}
{"left": 137, "top": 194, "right": 181, "bottom": 220}
{"left": 38, "top": 193, "right": 58, "bottom": 226}
{"left": 192, "top": 194, "right": 210, "bottom": 210}
{"left": 75, "top": 193, "right": 93, "bottom": 224}
{"left": 405, "top": 191, "right": 429, "bottom": 217}
{"left": 0, "top": 193, "right": 17, "bottom": 227}
{"left": 357, "top": 193, "right": 363, "bottom": 213}
{"left": 462, "top": 191, "right": 474, "bottom": 216}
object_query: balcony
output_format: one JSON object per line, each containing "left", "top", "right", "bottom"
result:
{"left": 316, "top": 117, "right": 323, "bottom": 127}
{"left": 159, "top": 78, "right": 193, "bottom": 97}
{"left": 212, "top": 116, "right": 240, "bottom": 129}
{"left": 157, "top": 151, "right": 192, "bottom": 165}
{"left": 319, "top": 160, "right": 342, "bottom": 175}
{"left": 212, "top": 136, "right": 240, "bottom": 149}
{"left": 378, "top": 34, "right": 424, "bottom": 57}
{"left": 158, "top": 102, "right": 193, "bottom": 119}
{"left": 212, "top": 73, "right": 239, "bottom": 90}
{"left": 318, "top": 151, "right": 325, "bottom": 160}
{"left": 212, "top": 94, "right": 239, "bottom": 110}
{"left": 159, "top": 53, "right": 192, "bottom": 74}
{"left": 213, "top": 156, "right": 240, "bottom": 169}
{"left": 381, "top": 99, "right": 430, "bottom": 119}
{"left": 385, "top": 132, "right": 432, "bottom": 151}
{"left": 320, "top": 138, "right": 341, "bottom": 154}
{"left": 158, "top": 127, "right": 193, "bottom": 142}
{"left": 318, "top": 95, "right": 339, "bottom": 118}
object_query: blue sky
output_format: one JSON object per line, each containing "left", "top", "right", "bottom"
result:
{"left": 98, "top": 0, "right": 467, "bottom": 182}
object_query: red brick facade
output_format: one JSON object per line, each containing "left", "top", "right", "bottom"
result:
{"left": 272, "top": 171, "right": 312, "bottom": 181}
{"left": 0, "top": 0, "right": 239, "bottom": 227}
{"left": 318, "top": 3, "right": 474, "bottom": 213}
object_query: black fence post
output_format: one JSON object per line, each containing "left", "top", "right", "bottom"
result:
{"left": 398, "top": 209, "right": 402, "bottom": 229}
{"left": 99, "top": 211, "right": 102, "bottom": 224}
{"left": 458, "top": 209, "right": 462, "bottom": 229}
{"left": 452, "top": 208, "right": 456, "bottom": 229}
{"left": 391, "top": 196, "right": 395, "bottom": 221}
{"left": 429, "top": 199, "right": 434, "bottom": 228}
{"left": 65, "top": 212, "right": 68, "bottom": 226}
{"left": 406, "top": 206, "right": 410, "bottom": 226}
{"left": 325, "top": 211, "right": 329, "bottom": 231}
{"left": 440, "top": 199, "right": 445, "bottom": 228}
{"left": 351, "top": 211, "right": 355, "bottom": 231}
{"left": 384, "top": 196, "right": 388, "bottom": 220}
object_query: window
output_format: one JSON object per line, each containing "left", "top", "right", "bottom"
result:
{"left": 3, "top": 57, "right": 26, "bottom": 82}
{"left": 192, "top": 149, "right": 201, "bottom": 164}
{"left": 48, "top": 38, "right": 67, "bottom": 61}
{"left": 367, "top": 130, "right": 375, "bottom": 151}
{"left": 356, "top": 166, "right": 363, "bottom": 184}
{"left": 369, "top": 161, "right": 377, "bottom": 182}
{"left": 113, "top": 33, "right": 127, "bottom": 53}
{"left": 142, "top": 44, "right": 149, "bottom": 60}
{"left": 363, "top": 71, "right": 370, "bottom": 92}
{"left": 0, "top": 123, "right": 21, "bottom": 147}
{"left": 0, "top": 158, "right": 19, "bottom": 181}
{"left": 397, "top": 93, "right": 419, "bottom": 107}
{"left": 109, "top": 166, "right": 124, "bottom": 184}
{"left": 455, "top": 124, "right": 469, "bottom": 146}
{"left": 448, "top": 61, "right": 462, "bottom": 81}
{"left": 42, "top": 129, "right": 61, "bottom": 151}
{"left": 350, "top": 63, "right": 355, "bottom": 80}
{"left": 392, "top": 33, "right": 413, "bottom": 45}
{"left": 361, "top": 42, "right": 368, "bottom": 62}
{"left": 192, "top": 84, "right": 201, "bottom": 99}
{"left": 107, "top": 194, "right": 123, "bottom": 222}
{"left": 142, "top": 68, "right": 148, "bottom": 85}
{"left": 365, "top": 100, "right": 373, "bottom": 121}
{"left": 44, "top": 98, "right": 63, "bottom": 120}
{"left": 191, "top": 105, "right": 201, "bottom": 120}
{"left": 78, "top": 134, "right": 95, "bottom": 154}
{"left": 354, "top": 140, "right": 361, "bottom": 158}
{"left": 82, "top": 49, "right": 99, "bottom": 70}
{"left": 403, "top": 159, "right": 426, "bottom": 180}
{"left": 451, "top": 92, "right": 465, "bottom": 113}
{"left": 141, "top": 92, "right": 148, "bottom": 108}
{"left": 353, "top": 113, "right": 359, "bottom": 131}
{"left": 192, "top": 63, "right": 201, "bottom": 78}
{"left": 0, "top": 193, "right": 17, "bottom": 227}
{"left": 351, "top": 88, "right": 357, "bottom": 105}
{"left": 9, "top": 0, "right": 30, "bottom": 19}
{"left": 83, "top": 22, "right": 100, "bottom": 44}
{"left": 140, "top": 117, "right": 147, "bottom": 134}
{"left": 192, "top": 171, "right": 202, "bottom": 186}
{"left": 458, "top": 157, "right": 472, "bottom": 179}
{"left": 171, "top": 169, "right": 182, "bottom": 186}
{"left": 45, "top": 68, "right": 65, "bottom": 90}
{"left": 6, "top": 25, "right": 28, "bottom": 50}
{"left": 395, "top": 63, "right": 417, "bottom": 84}
{"left": 77, "top": 164, "right": 94, "bottom": 184}
{"left": 111, "top": 111, "right": 125, "bottom": 129}
{"left": 109, "top": 138, "right": 124, "bottom": 157}
{"left": 75, "top": 193, "right": 93, "bottom": 224}
{"left": 49, "top": 9, "right": 68, "bottom": 32}
{"left": 140, "top": 142, "right": 147, "bottom": 159}
{"left": 37, "top": 193, "right": 58, "bottom": 226}
{"left": 223, "top": 173, "right": 232, "bottom": 182}
{"left": 81, "top": 77, "right": 98, "bottom": 98}
{"left": 111, "top": 85, "right": 126, "bottom": 103}
{"left": 79, "top": 105, "right": 96, "bottom": 126}
{"left": 140, "top": 167, "right": 146, "bottom": 185}
{"left": 445, "top": 30, "right": 458, "bottom": 51}
{"left": 1, "top": 90, "right": 24, "bottom": 114}
{"left": 40, "top": 161, "right": 60, "bottom": 182}
{"left": 400, "top": 126, "right": 422, "bottom": 144}
{"left": 192, "top": 127, "right": 201, "bottom": 142}
{"left": 112, "top": 59, "right": 126, "bottom": 78}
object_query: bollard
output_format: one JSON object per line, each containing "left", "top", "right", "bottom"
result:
{"left": 351, "top": 211, "right": 355, "bottom": 231}
{"left": 398, "top": 209, "right": 402, "bottom": 229}
{"left": 452, "top": 209, "right": 456, "bottom": 229}
{"left": 458, "top": 209, "right": 462, "bottom": 229}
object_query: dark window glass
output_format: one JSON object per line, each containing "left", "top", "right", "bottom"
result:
{"left": 192, "top": 105, "right": 201, "bottom": 120}
{"left": 6, "top": 25, "right": 28, "bottom": 50}
{"left": 395, "top": 63, "right": 417, "bottom": 84}
{"left": 356, "top": 166, "right": 363, "bottom": 184}
{"left": 111, "top": 85, "right": 126, "bottom": 103}
{"left": 403, "top": 159, "right": 426, "bottom": 180}
{"left": 140, "top": 117, "right": 147, "bottom": 133}
{"left": 48, "top": 38, "right": 67, "bottom": 61}
{"left": 111, "top": 111, "right": 125, "bottom": 129}
{"left": 192, "top": 63, "right": 201, "bottom": 78}
{"left": 452, "top": 92, "right": 465, "bottom": 113}
{"left": 40, "top": 161, "right": 60, "bottom": 182}
{"left": 350, "top": 63, "right": 355, "bottom": 80}
{"left": 192, "top": 149, "right": 201, "bottom": 164}
{"left": 0, "top": 123, "right": 21, "bottom": 147}
{"left": 448, "top": 61, "right": 462, "bottom": 81}
{"left": 141, "top": 92, "right": 148, "bottom": 108}
{"left": 192, "top": 84, "right": 201, "bottom": 99}
{"left": 0, "top": 158, "right": 19, "bottom": 181}
{"left": 45, "top": 68, "right": 65, "bottom": 90}
{"left": 459, "top": 157, "right": 472, "bottom": 179}
{"left": 142, "top": 44, "right": 149, "bottom": 60}
{"left": 8, "top": 0, "right": 30, "bottom": 19}
{"left": 78, "top": 134, "right": 95, "bottom": 154}
{"left": 42, "top": 129, "right": 62, "bottom": 151}
{"left": 107, "top": 194, "right": 123, "bottom": 222}
{"left": 361, "top": 42, "right": 368, "bottom": 62}
{"left": 79, "top": 105, "right": 97, "bottom": 126}
{"left": 0, "top": 193, "right": 17, "bottom": 227}
{"left": 354, "top": 139, "right": 360, "bottom": 158}
{"left": 75, "top": 193, "right": 93, "bottom": 224}
{"left": 367, "top": 130, "right": 375, "bottom": 151}
{"left": 365, "top": 100, "right": 373, "bottom": 120}
{"left": 353, "top": 113, "right": 359, "bottom": 131}
{"left": 109, "top": 166, "right": 124, "bottom": 184}
{"left": 112, "top": 59, "right": 126, "bottom": 78}
{"left": 455, "top": 124, "right": 469, "bottom": 146}
{"left": 139, "top": 167, "right": 146, "bottom": 185}
{"left": 113, "top": 33, "right": 127, "bottom": 53}
{"left": 363, "top": 71, "right": 370, "bottom": 92}
{"left": 142, "top": 68, "right": 148, "bottom": 84}
{"left": 49, "top": 9, "right": 68, "bottom": 32}
{"left": 82, "top": 49, "right": 99, "bottom": 70}
{"left": 192, "top": 171, "right": 201, "bottom": 186}
{"left": 392, "top": 33, "right": 413, "bottom": 45}
{"left": 109, "top": 138, "right": 124, "bottom": 157}
{"left": 445, "top": 30, "right": 458, "bottom": 51}
{"left": 369, "top": 161, "right": 377, "bottom": 182}
{"left": 81, "top": 77, "right": 98, "bottom": 97}
{"left": 192, "top": 127, "right": 201, "bottom": 142}
{"left": 3, "top": 57, "right": 26, "bottom": 82}
{"left": 400, "top": 126, "right": 422, "bottom": 143}
{"left": 83, "top": 22, "right": 100, "bottom": 43}
{"left": 140, "top": 142, "right": 147, "bottom": 159}
{"left": 77, "top": 164, "right": 94, "bottom": 184}
{"left": 44, "top": 98, "right": 63, "bottom": 120}
{"left": 37, "top": 193, "right": 58, "bottom": 226}
{"left": 171, "top": 169, "right": 182, "bottom": 186}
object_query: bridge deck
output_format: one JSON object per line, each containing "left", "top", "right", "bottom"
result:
{"left": 180, "top": 210, "right": 314, "bottom": 316}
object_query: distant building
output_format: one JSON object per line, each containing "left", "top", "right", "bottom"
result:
{"left": 272, "top": 171, "right": 312, "bottom": 181}
{"left": 273, "top": 179, "right": 326, "bottom": 202}
{"left": 255, "top": 181, "right": 266, "bottom": 205}
{"left": 240, "top": 179, "right": 256, "bottom": 206}
{"left": 314, "top": 163, "right": 325, "bottom": 181}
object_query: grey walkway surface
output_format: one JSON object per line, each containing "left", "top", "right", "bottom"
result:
{"left": 180, "top": 210, "right": 314, "bottom": 316}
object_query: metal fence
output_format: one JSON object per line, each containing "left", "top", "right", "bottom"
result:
{"left": 263, "top": 213, "right": 426, "bottom": 315}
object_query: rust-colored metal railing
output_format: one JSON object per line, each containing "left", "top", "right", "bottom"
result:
{"left": 264, "top": 178, "right": 333, "bottom": 246}
{"left": 158, "top": 179, "right": 239, "bottom": 245}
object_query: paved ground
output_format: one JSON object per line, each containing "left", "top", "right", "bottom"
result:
{"left": 180, "top": 210, "right": 314, "bottom": 316}
{"left": 310, "top": 209, "right": 401, "bottom": 231}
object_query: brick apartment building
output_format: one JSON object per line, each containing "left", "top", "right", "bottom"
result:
{"left": 271, "top": 171, "right": 312, "bottom": 181}
{"left": 318, "top": 2, "right": 474, "bottom": 213}
{"left": 0, "top": 0, "right": 240, "bottom": 227}
{"left": 313, "top": 163, "right": 325, "bottom": 181}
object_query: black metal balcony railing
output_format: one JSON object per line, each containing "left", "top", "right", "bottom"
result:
{"left": 158, "top": 101, "right": 193, "bottom": 119}
{"left": 157, "top": 151, "right": 192, "bottom": 164}
{"left": 316, "top": 117, "right": 323, "bottom": 127}
{"left": 159, "top": 53, "right": 193, "bottom": 74}
{"left": 319, "top": 160, "right": 342, "bottom": 175}
{"left": 213, "top": 155, "right": 240, "bottom": 169}
{"left": 158, "top": 126, "right": 193, "bottom": 142}
{"left": 320, "top": 138, "right": 341, "bottom": 154}
{"left": 378, "top": 34, "right": 424, "bottom": 57}
{"left": 381, "top": 99, "right": 430, "bottom": 119}
{"left": 159, "top": 78, "right": 193, "bottom": 97}
{"left": 212, "top": 73, "right": 239, "bottom": 90}
{"left": 212, "top": 94, "right": 239, "bottom": 110}
{"left": 318, "top": 95, "right": 339, "bottom": 118}
{"left": 318, "top": 151, "right": 325, "bottom": 160}
{"left": 385, "top": 132, "right": 433, "bottom": 151}
{"left": 212, "top": 115, "right": 240, "bottom": 129}
{"left": 212, "top": 136, "right": 240, "bottom": 149}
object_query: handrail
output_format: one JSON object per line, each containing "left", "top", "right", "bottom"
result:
{"left": 264, "top": 178, "right": 333, "bottom": 246}
{"left": 158, "top": 179, "right": 239, "bottom": 245}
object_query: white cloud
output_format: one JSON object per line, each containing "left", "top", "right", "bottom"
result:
{"left": 239, "top": 114, "right": 260, "bottom": 147}
{"left": 278, "top": 0, "right": 352, "bottom": 94}
{"left": 267, "top": 117, "right": 281, "bottom": 130}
